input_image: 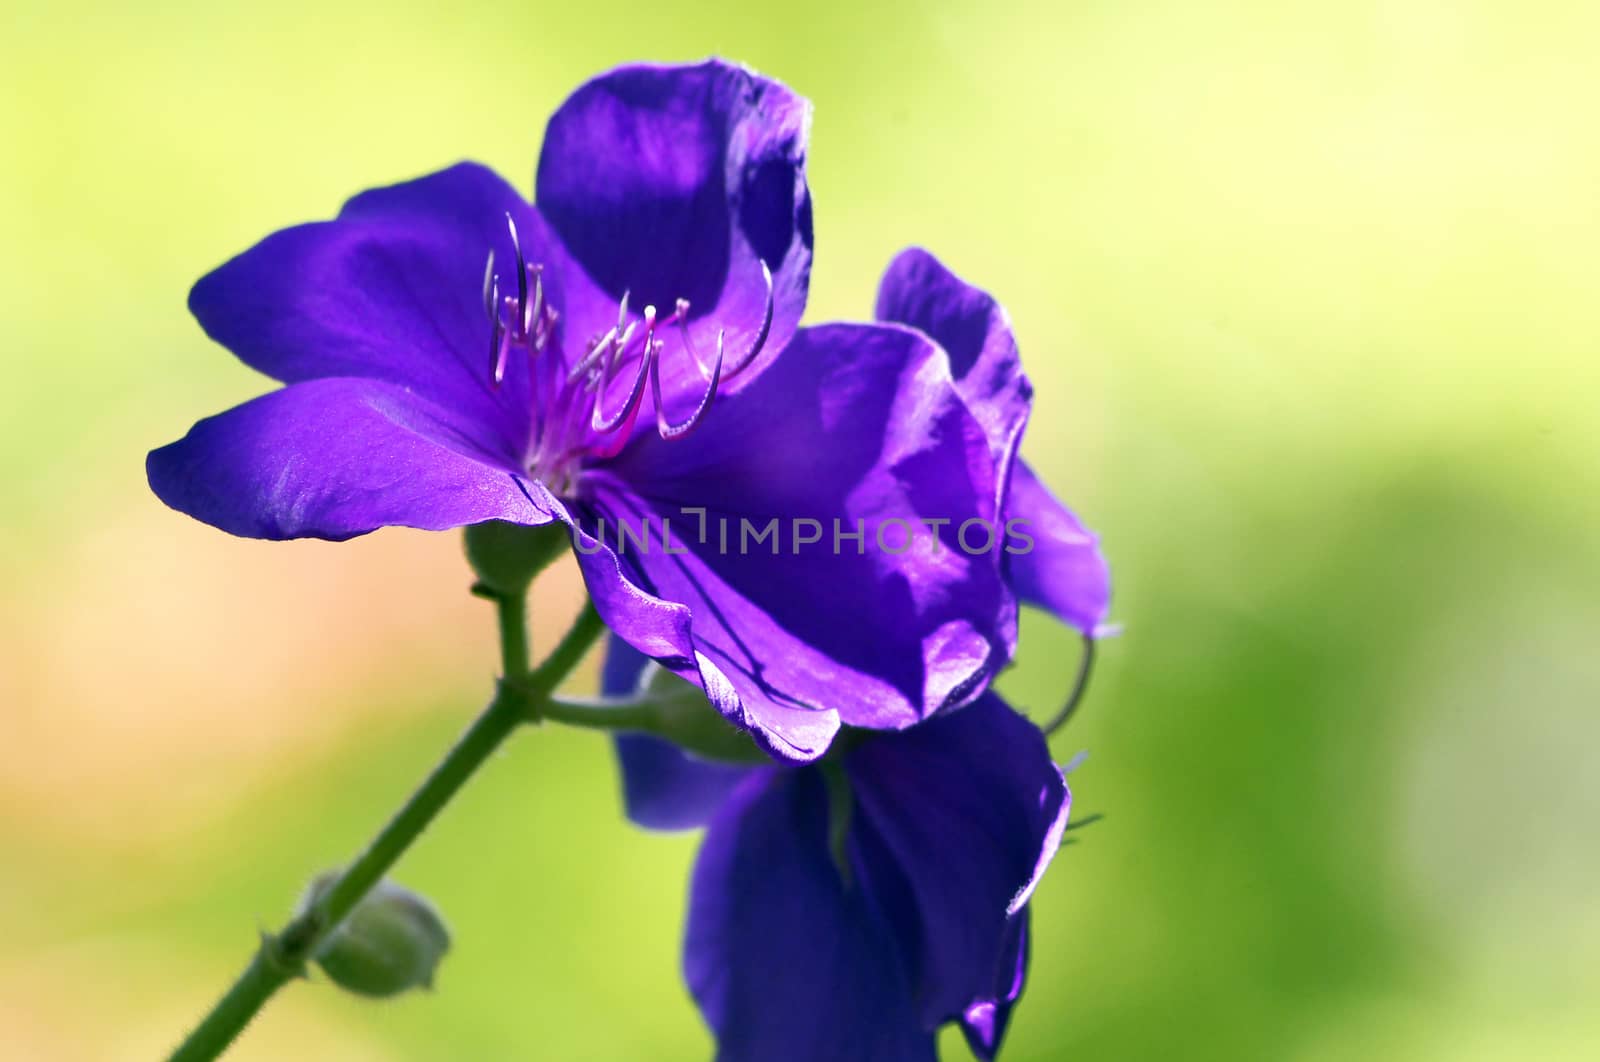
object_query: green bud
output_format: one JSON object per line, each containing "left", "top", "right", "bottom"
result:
{"left": 301, "top": 874, "right": 451, "bottom": 999}
{"left": 464, "top": 520, "right": 568, "bottom": 598}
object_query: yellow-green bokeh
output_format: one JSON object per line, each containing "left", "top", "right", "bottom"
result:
{"left": 3, "top": 1, "right": 1597, "bottom": 1058}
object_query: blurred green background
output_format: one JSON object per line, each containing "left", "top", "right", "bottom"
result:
{"left": 3, "top": 0, "right": 1597, "bottom": 1058}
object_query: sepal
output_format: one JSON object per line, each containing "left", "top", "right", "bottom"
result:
{"left": 300, "top": 874, "right": 452, "bottom": 999}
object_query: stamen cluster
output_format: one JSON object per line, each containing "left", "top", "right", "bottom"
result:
{"left": 481, "top": 214, "right": 774, "bottom": 489}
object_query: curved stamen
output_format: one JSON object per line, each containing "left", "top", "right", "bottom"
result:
{"left": 720, "top": 259, "right": 775, "bottom": 381}
{"left": 674, "top": 312, "right": 711, "bottom": 380}
{"left": 526, "top": 266, "right": 543, "bottom": 340}
{"left": 505, "top": 214, "right": 528, "bottom": 335}
{"left": 613, "top": 320, "right": 638, "bottom": 368}
{"left": 590, "top": 317, "right": 651, "bottom": 435}
{"left": 567, "top": 291, "right": 637, "bottom": 384}
{"left": 567, "top": 332, "right": 611, "bottom": 384}
{"left": 675, "top": 260, "right": 774, "bottom": 385}
{"left": 480, "top": 237, "right": 556, "bottom": 391}
{"left": 568, "top": 319, "right": 637, "bottom": 386}
{"left": 643, "top": 305, "right": 658, "bottom": 358}
{"left": 653, "top": 325, "right": 724, "bottom": 440}
{"left": 491, "top": 314, "right": 511, "bottom": 388}
{"left": 485, "top": 271, "right": 506, "bottom": 386}
{"left": 481, "top": 252, "right": 497, "bottom": 322}
{"left": 525, "top": 263, "right": 770, "bottom": 456}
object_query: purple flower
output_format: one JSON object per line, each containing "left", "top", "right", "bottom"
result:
{"left": 147, "top": 60, "right": 1018, "bottom": 761}
{"left": 606, "top": 252, "right": 1108, "bottom": 1056}
{"left": 615, "top": 248, "right": 1111, "bottom": 822}
{"left": 603, "top": 641, "right": 1070, "bottom": 1061}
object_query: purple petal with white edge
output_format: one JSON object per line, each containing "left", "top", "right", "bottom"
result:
{"left": 558, "top": 495, "right": 843, "bottom": 761}
{"left": 592, "top": 322, "right": 1015, "bottom": 755}
{"left": 1005, "top": 460, "right": 1112, "bottom": 636}
{"left": 536, "top": 59, "right": 813, "bottom": 405}
{"left": 845, "top": 693, "right": 1069, "bottom": 1039}
{"left": 875, "top": 246, "right": 1032, "bottom": 507}
{"left": 685, "top": 769, "right": 937, "bottom": 1062}
{"left": 602, "top": 637, "right": 752, "bottom": 831}
{"left": 188, "top": 162, "right": 583, "bottom": 463}
{"left": 146, "top": 377, "right": 556, "bottom": 541}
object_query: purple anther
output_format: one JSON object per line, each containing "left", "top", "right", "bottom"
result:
{"left": 505, "top": 213, "right": 528, "bottom": 335}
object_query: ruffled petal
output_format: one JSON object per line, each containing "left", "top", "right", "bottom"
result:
{"left": 563, "top": 492, "right": 842, "bottom": 761}
{"left": 536, "top": 59, "right": 813, "bottom": 404}
{"left": 845, "top": 694, "right": 1069, "bottom": 1044}
{"left": 876, "top": 248, "right": 1112, "bottom": 636}
{"left": 188, "top": 163, "right": 570, "bottom": 461}
{"left": 684, "top": 770, "right": 936, "bottom": 1062}
{"left": 1005, "top": 461, "right": 1112, "bottom": 636}
{"left": 602, "top": 637, "right": 752, "bottom": 831}
{"left": 147, "top": 377, "right": 556, "bottom": 541}
{"left": 589, "top": 323, "right": 1015, "bottom": 758}
{"left": 875, "top": 246, "right": 1031, "bottom": 506}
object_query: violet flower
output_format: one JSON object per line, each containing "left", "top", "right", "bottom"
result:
{"left": 606, "top": 252, "right": 1108, "bottom": 1056}
{"left": 147, "top": 60, "right": 1017, "bottom": 762}
{"left": 604, "top": 641, "right": 1070, "bottom": 1061}
{"left": 616, "top": 249, "right": 1110, "bottom": 822}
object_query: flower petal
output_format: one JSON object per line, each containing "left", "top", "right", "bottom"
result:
{"left": 591, "top": 323, "right": 1016, "bottom": 757}
{"left": 536, "top": 59, "right": 813, "bottom": 402}
{"left": 564, "top": 498, "right": 842, "bottom": 761}
{"left": 959, "top": 912, "right": 1029, "bottom": 1061}
{"left": 601, "top": 636, "right": 752, "bottom": 831}
{"left": 1005, "top": 460, "right": 1112, "bottom": 636}
{"left": 189, "top": 163, "right": 567, "bottom": 462}
{"left": 146, "top": 377, "right": 555, "bottom": 541}
{"left": 845, "top": 693, "right": 1069, "bottom": 1042}
{"left": 875, "top": 246, "right": 1031, "bottom": 506}
{"left": 876, "top": 248, "right": 1113, "bottom": 636}
{"left": 684, "top": 770, "right": 936, "bottom": 1062}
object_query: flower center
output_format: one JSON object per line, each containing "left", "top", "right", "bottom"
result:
{"left": 481, "top": 214, "right": 773, "bottom": 497}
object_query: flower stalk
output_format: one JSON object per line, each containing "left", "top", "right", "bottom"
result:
{"left": 166, "top": 593, "right": 604, "bottom": 1062}
{"left": 526, "top": 660, "right": 768, "bottom": 766}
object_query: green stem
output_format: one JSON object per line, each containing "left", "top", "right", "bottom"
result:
{"left": 533, "top": 692, "right": 767, "bottom": 765}
{"left": 167, "top": 595, "right": 603, "bottom": 1062}
{"left": 497, "top": 589, "right": 529, "bottom": 679}
{"left": 535, "top": 694, "right": 659, "bottom": 732}
{"left": 166, "top": 943, "right": 296, "bottom": 1062}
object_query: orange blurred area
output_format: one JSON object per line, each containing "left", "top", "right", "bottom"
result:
{"left": 0, "top": 488, "right": 588, "bottom": 846}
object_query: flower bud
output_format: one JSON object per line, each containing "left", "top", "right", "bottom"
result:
{"left": 301, "top": 874, "right": 451, "bottom": 999}
{"left": 464, "top": 519, "right": 568, "bottom": 598}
